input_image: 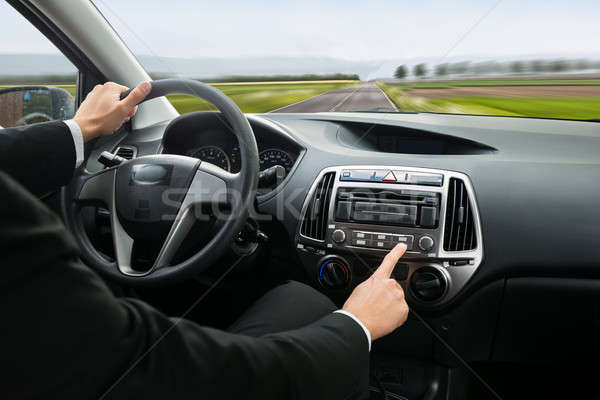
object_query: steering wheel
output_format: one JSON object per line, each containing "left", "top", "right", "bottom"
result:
{"left": 62, "top": 79, "right": 259, "bottom": 284}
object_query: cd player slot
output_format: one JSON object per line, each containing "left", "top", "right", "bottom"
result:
{"left": 354, "top": 202, "right": 417, "bottom": 225}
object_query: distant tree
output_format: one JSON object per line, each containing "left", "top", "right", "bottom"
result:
{"left": 435, "top": 63, "right": 449, "bottom": 76}
{"left": 394, "top": 65, "right": 407, "bottom": 79}
{"left": 472, "top": 61, "right": 494, "bottom": 76}
{"left": 509, "top": 61, "right": 526, "bottom": 73}
{"left": 530, "top": 59, "right": 546, "bottom": 73}
{"left": 549, "top": 59, "right": 568, "bottom": 72}
{"left": 574, "top": 59, "right": 590, "bottom": 71}
{"left": 449, "top": 61, "right": 470, "bottom": 75}
{"left": 413, "top": 63, "right": 427, "bottom": 78}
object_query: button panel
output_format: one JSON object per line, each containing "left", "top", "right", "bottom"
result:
{"left": 340, "top": 169, "right": 442, "bottom": 186}
{"left": 297, "top": 165, "right": 483, "bottom": 307}
{"left": 350, "top": 231, "right": 414, "bottom": 250}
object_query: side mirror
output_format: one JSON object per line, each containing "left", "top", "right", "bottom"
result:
{"left": 0, "top": 86, "right": 75, "bottom": 128}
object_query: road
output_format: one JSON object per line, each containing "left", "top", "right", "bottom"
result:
{"left": 270, "top": 82, "right": 398, "bottom": 113}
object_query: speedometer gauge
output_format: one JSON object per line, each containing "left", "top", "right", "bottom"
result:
{"left": 259, "top": 149, "right": 294, "bottom": 173}
{"left": 188, "top": 146, "right": 231, "bottom": 171}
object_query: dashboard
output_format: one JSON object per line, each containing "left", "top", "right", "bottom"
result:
{"left": 161, "top": 111, "right": 302, "bottom": 176}
{"left": 88, "top": 108, "right": 600, "bottom": 370}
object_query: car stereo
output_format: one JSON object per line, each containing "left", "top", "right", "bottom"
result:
{"left": 295, "top": 166, "right": 483, "bottom": 306}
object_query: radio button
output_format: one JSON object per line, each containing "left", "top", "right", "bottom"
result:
{"left": 374, "top": 233, "right": 388, "bottom": 240}
{"left": 372, "top": 240, "right": 387, "bottom": 249}
{"left": 331, "top": 229, "right": 346, "bottom": 244}
{"left": 418, "top": 235, "right": 435, "bottom": 252}
{"left": 391, "top": 235, "right": 414, "bottom": 250}
{"left": 353, "top": 231, "right": 371, "bottom": 240}
{"left": 352, "top": 238, "right": 368, "bottom": 246}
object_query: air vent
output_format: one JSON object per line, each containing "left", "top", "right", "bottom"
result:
{"left": 114, "top": 146, "right": 136, "bottom": 160}
{"left": 300, "top": 172, "right": 335, "bottom": 241}
{"left": 443, "top": 178, "right": 477, "bottom": 251}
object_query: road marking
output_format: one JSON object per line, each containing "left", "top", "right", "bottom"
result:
{"left": 329, "top": 85, "right": 363, "bottom": 112}
{"left": 377, "top": 84, "right": 399, "bottom": 111}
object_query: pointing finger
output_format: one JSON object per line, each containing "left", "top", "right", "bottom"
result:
{"left": 373, "top": 243, "right": 407, "bottom": 279}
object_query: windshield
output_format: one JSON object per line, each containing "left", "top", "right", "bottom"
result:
{"left": 15, "top": 0, "right": 600, "bottom": 119}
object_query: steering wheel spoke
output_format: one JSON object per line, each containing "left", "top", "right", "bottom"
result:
{"left": 110, "top": 208, "right": 137, "bottom": 275}
{"left": 76, "top": 168, "right": 116, "bottom": 205}
{"left": 151, "top": 162, "right": 236, "bottom": 270}
{"left": 75, "top": 168, "right": 138, "bottom": 275}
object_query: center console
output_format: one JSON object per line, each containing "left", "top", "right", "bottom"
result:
{"left": 295, "top": 166, "right": 483, "bottom": 306}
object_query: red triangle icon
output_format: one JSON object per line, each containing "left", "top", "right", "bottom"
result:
{"left": 383, "top": 171, "right": 396, "bottom": 182}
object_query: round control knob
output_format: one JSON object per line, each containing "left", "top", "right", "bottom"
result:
{"left": 418, "top": 235, "right": 435, "bottom": 252}
{"left": 409, "top": 266, "right": 447, "bottom": 302}
{"left": 318, "top": 258, "right": 350, "bottom": 290}
{"left": 331, "top": 229, "right": 346, "bottom": 244}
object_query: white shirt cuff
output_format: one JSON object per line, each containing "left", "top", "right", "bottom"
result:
{"left": 64, "top": 119, "right": 84, "bottom": 168}
{"left": 333, "top": 310, "right": 371, "bottom": 352}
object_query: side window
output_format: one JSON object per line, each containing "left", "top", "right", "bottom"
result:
{"left": 0, "top": 2, "right": 77, "bottom": 128}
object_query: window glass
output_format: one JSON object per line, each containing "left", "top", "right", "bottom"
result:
{"left": 0, "top": 2, "right": 76, "bottom": 128}
{"left": 92, "top": 0, "right": 600, "bottom": 120}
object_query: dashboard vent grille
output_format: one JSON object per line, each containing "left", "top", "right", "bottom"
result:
{"left": 300, "top": 171, "right": 335, "bottom": 241}
{"left": 443, "top": 178, "right": 477, "bottom": 251}
{"left": 114, "top": 146, "right": 136, "bottom": 160}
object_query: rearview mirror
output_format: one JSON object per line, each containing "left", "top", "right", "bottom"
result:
{"left": 0, "top": 86, "right": 75, "bottom": 128}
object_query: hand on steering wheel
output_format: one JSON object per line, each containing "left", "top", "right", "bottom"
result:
{"left": 63, "top": 79, "right": 259, "bottom": 284}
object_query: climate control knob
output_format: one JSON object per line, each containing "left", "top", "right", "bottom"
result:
{"left": 318, "top": 258, "right": 350, "bottom": 289}
{"left": 410, "top": 266, "right": 447, "bottom": 302}
{"left": 418, "top": 235, "right": 435, "bottom": 252}
{"left": 331, "top": 229, "right": 346, "bottom": 244}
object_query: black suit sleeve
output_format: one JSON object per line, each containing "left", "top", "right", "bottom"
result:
{"left": 0, "top": 171, "right": 369, "bottom": 400}
{"left": 0, "top": 121, "right": 76, "bottom": 194}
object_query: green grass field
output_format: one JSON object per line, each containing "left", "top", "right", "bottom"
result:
{"left": 166, "top": 82, "right": 357, "bottom": 114}
{"left": 428, "top": 97, "right": 600, "bottom": 120}
{"left": 385, "top": 79, "right": 600, "bottom": 90}
{"left": 377, "top": 81, "right": 600, "bottom": 120}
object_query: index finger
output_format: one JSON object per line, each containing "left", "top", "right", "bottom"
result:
{"left": 373, "top": 243, "right": 407, "bottom": 279}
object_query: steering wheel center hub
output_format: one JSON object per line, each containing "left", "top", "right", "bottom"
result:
{"left": 114, "top": 155, "right": 199, "bottom": 243}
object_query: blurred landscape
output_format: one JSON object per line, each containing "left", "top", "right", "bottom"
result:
{"left": 2, "top": 55, "right": 600, "bottom": 119}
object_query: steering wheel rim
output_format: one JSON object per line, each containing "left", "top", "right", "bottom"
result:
{"left": 61, "top": 79, "right": 259, "bottom": 285}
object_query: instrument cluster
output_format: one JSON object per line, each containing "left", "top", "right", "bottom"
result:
{"left": 186, "top": 145, "right": 295, "bottom": 174}
{"left": 161, "top": 112, "right": 302, "bottom": 180}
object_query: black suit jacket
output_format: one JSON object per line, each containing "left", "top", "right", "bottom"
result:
{"left": 0, "top": 121, "right": 77, "bottom": 194}
{"left": 0, "top": 122, "right": 369, "bottom": 399}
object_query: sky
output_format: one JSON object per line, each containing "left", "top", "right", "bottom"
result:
{"left": 1, "top": 0, "right": 600, "bottom": 77}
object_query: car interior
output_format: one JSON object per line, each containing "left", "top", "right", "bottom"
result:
{"left": 4, "top": 0, "right": 600, "bottom": 399}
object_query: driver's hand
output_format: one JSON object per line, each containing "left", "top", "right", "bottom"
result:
{"left": 342, "top": 243, "right": 409, "bottom": 341}
{"left": 73, "top": 81, "right": 151, "bottom": 142}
